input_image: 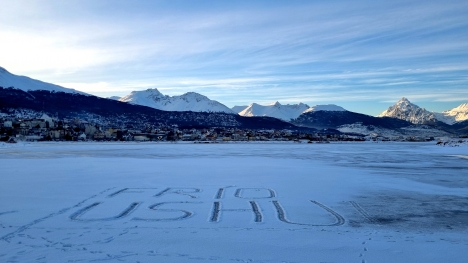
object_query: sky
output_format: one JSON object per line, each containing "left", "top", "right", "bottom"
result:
{"left": 1, "top": 0, "right": 467, "bottom": 116}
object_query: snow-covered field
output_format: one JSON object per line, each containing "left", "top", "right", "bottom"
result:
{"left": 1, "top": 142, "right": 467, "bottom": 263}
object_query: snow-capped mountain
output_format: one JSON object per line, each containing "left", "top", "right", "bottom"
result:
{"left": 238, "top": 102, "right": 310, "bottom": 121}
{"left": 119, "top": 89, "right": 235, "bottom": 114}
{"left": 0, "top": 66, "right": 85, "bottom": 94}
{"left": 434, "top": 103, "right": 468, "bottom": 125}
{"left": 379, "top": 98, "right": 468, "bottom": 125}
{"left": 302, "top": 104, "right": 346, "bottom": 113}
{"left": 378, "top": 97, "right": 437, "bottom": 124}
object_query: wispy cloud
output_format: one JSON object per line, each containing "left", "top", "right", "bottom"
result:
{"left": 1, "top": 0, "right": 467, "bottom": 114}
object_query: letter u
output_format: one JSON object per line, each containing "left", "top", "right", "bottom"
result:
{"left": 272, "top": 200, "right": 345, "bottom": 226}
{"left": 70, "top": 202, "right": 140, "bottom": 221}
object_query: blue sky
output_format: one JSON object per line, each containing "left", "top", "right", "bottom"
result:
{"left": 1, "top": 0, "right": 467, "bottom": 115}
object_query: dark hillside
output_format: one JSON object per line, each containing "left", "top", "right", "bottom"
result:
{"left": 292, "top": 110, "right": 412, "bottom": 129}
{"left": 0, "top": 87, "right": 299, "bottom": 130}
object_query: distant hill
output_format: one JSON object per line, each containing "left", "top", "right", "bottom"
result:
{"left": 293, "top": 110, "right": 414, "bottom": 130}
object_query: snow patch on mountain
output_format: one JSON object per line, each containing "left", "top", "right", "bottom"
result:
{"left": 337, "top": 123, "right": 401, "bottom": 137}
{"left": 338, "top": 123, "right": 450, "bottom": 138}
{"left": 0, "top": 66, "right": 85, "bottom": 94}
{"left": 119, "top": 89, "right": 235, "bottom": 114}
{"left": 239, "top": 102, "right": 310, "bottom": 121}
{"left": 400, "top": 125, "right": 452, "bottom": 137}
{"left": 107, "top": 96, "right": 121, "bottom": 100}
{"left": 378, "top": 97, "right": 437, "bottom": 124}
{"left": 302, "top": 104, "right": 346, "bottom": 113}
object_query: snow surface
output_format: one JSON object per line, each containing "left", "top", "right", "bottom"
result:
{"left": 302, "top": 104, "right": 346, "bottom": 113}
{"left": 119, "top": 89, "right": 235, "bottom": 114}
{"left": 1, "top": 142, "right": 467, "bottom": 263}
{"left": 239, "top": 102, "right": 309, "bottom": 121}
{"left": 0, "top": 66, "right": 85, "bottom": 94}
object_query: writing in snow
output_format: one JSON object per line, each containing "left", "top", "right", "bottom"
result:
{"left": 69, "top": 187, "right": 345, "bottom": 226}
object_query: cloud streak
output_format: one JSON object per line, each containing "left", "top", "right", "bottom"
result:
{"left": 0, "top": 0, "right": 467, "bottom": 114}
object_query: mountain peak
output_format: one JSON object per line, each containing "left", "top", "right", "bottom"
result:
{"left": 378, "top": 98, "right": 435, "bottom": 124}
{"left": 0, "top": 66, "right": 9, "bottom": 74}
{"left": 144, "top": 88, "right": 163, "bottom": 96}
{"left": 181, "top": 92, "right": 207, "bottom": 99}
{"left": 451, "top": 103, "right": 468, "bottom": 112}
{"left": 395, "top": 97, "right": 413, "bottom": 106}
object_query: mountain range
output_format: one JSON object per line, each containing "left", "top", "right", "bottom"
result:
{"left": 234, "top": 102, "right": 346, "bottom": 121}
{"left": 236, "top": 98, "right": 468, "bottom": 127}
{"left": 1, "top": 66, "right": 467, "bottom": 136}
{"left": 237, "top": 102, "right": 309, "bottom": 121}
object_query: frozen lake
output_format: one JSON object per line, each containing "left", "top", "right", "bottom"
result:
{"left": 1, "top": 142, "right": 467, "bottom": 263}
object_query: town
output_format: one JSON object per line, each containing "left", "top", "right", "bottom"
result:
{"left": 0, "top": 113, "right": 368, "bottom": 143}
